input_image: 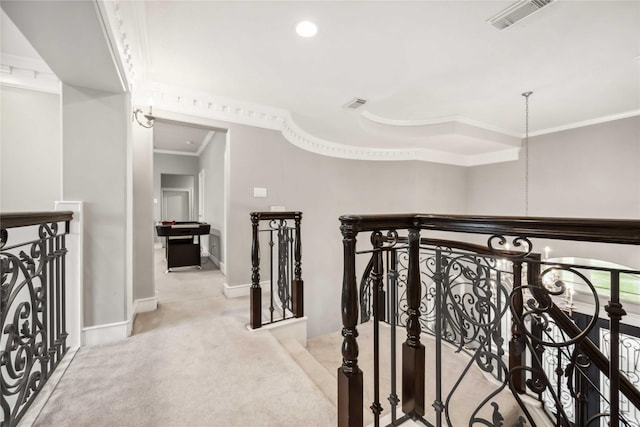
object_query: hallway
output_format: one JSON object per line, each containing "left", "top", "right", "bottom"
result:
{"left": 31, "top": 250, "right": 336, "bottom": 426}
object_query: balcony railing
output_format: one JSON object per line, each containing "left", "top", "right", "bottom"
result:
{"left": 250, "top": 211, "right": 303, "bottom": 329}
{"left": 338, "top": 213, "right": 640, "bottom": 427}
{"left": 1, "top": 211, "right": 73, "bottom": 427}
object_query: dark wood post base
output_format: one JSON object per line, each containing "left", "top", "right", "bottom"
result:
{"left": 338, "top": 367, "right": 363, "bottom": 427}
{"left": 250, "top": 286, "right": 262, "bottom": 329}
{"left": 402, "top": 342, "right": 425, "bottom": 417}
{"left": 292, "top": 279, "right": 304, "bottom": 318}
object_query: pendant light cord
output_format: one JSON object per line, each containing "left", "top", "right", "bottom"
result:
{"left": 522, "top": 91, "right": 532, "bottom": 216}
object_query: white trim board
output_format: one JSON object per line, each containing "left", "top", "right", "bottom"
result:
{"left": 81, "top": 296, "right": 157, "bottom": 347}
{"left": 223, "top": 280, "right": 268, "bottom": 299}
{"left": 82, "top": 320, "right": 130, "bottom": 346}
{"left": 133, "top": 296, "right": 158, "bottom": 314}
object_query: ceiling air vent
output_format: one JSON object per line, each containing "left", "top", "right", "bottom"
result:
{"left": 487, "top": 0, "right": 555, "bottom": 30}
{"left": 343, "top": 98, "right": 367, "bottom": 110}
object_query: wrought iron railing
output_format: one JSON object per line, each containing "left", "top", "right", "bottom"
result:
{"left": 250, "top": 211, "right": 303, "bottom": 329}
{"left": 338, "top": 213, "right": 640, "bottom": 427}
{"left": 1, "top": 211, "right": 73, "bottom": 427}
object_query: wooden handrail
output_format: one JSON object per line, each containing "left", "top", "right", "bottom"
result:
{"left": 1, "top": 211, "right": 73, "bottom": 229}
{"left": 340, "top": 213, "right": 640, "bottom": 245}
{"left": 250, "top": 211, "right": 302, "bottom": 221}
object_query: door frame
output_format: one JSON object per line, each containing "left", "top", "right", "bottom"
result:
{"left": 161, "top": 187, "right": 193, "bottom": 222}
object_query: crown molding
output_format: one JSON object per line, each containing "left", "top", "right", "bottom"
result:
{"left": 137, "top": 81, "right": 287, "bottom": 131}
{"left": 135, "top": 81, "right": 521, "bottom": 166}
{"left": 196, "top": 131, "right": 216, "bottom": 156}
{"left": 529, "top": 110, "right": 640, "bottom": 137}
{"left": 153, "top": 149, "right": 199, "bottom": 157}
{"left": 0, "top": 54, "right": 60, "bottom": 94}
{"left": 98, "top": 0, "right": 143, "bottom": 91}
{"left": 361, "top": 110, "right": 522, "bottom": 139}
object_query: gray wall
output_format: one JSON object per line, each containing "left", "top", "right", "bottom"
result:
{"left": 132, "top": 119, "right": 154, "bottom": 301}
{"left": 62, "top": 83, "right": 129, "bottom": 327}
{"left": 467, "top": 116, "right": 640, "bottom": 267}
{"left": 0, "top": 86, "right": 61, "bottom": 212}
{"left": 153, "top": 153, "right": 199, "bottom": 223}
{"left": 224, "top": 123, "right": 467, "bottom": 337}
{"left": 153, "top": 153, "right": 199, "bottom": 245}
{"left": 198, "top": 131, "right": 226, "bottom": 262}
{"left": 161, "top": 174, "right": 194, "bottom": 191}
{"left": 147, "top": 110, "right": 468, "bottom": 338}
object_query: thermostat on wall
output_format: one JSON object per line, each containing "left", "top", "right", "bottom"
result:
{"left": 253, "top": 187, "right": 267, "bottom": 198}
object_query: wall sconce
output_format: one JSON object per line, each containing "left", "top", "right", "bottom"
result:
{"left": 133, "top": 105, "right": 155, "bottom": 128}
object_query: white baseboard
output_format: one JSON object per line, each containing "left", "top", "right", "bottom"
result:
{"left": 247, "top": 316, "right": 308, "bottom": 347}
{"left": 82, "top": 321, "right": 130, "bottom": 346}
{"left": 82, "top": 296, "right": 158, "bottom": 347}
{"left": 134, "top": 296, "right": 158, "bottom": 314}
{"left": 223, "top": 280, "right": 269, "bottom": 299}
{"left": 154, "top": 243, "right": 163, "bottom": 249}
{"left": 223, "top": 282, "right": 250, "bottom": 298}
{"left": 209, "top": 254, "right": 221, "bottom": 268}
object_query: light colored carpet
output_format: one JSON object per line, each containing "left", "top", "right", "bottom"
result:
{"left": 33, "top": 250, "right": 336, "bottom": 427}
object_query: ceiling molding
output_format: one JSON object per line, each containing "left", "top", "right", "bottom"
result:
{"left": 153, "top": 149, "right": 199, "bottom": 157}
{"left": 97, "top": 0, "right": 148, "bottom": 91}
{"left": 94, "top": 1, "right": 128, "bottom": 92}
{"left": 136, "top": 81, "right": 520, "bottom": 167}
{"left": 137, "top": 81, "right": 287, "bottom": 131}
{"left": 361, "top": 110, "right": 522, "bottom": 139}
{"left": 196, "top": 131, "right": 216, "bottom": 156}
{"left": 529, "top": 110, "right": 640, "bottom": 138}
{"left": 0, "top": 54, "right": 60, "bottom": 94}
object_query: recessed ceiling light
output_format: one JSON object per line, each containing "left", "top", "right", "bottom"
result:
{"left": 296, "top": 21, "right": 317, "bottom": 38}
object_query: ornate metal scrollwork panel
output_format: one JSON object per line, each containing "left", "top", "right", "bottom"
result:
{"left": 1, "top": 223, "right": 69, "bottom": 427}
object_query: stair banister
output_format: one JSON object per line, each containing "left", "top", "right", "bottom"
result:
{"left": 339, "top": 213, "right": 640, "bottom": 427}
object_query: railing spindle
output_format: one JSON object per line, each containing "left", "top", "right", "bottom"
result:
{"left": 388, "top": 248, "right": 400, "bottom": 423}
{"left": 433, "top": 248, "right": 443, "bottom": 426}
{"left": 606, "top": 271, "right": 625, "bottom": 427}
{"left": 370, "top": 232, "right": 383, "bottom": 426}
{"left": 510, "top": 260, "right": 526, "bottom": 393}
{"left": 402, "top": 227, "right": 425, "bottom": 418}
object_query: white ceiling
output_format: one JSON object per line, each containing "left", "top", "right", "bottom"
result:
{"left": 153, "top": 120, "right": 214, "bottom": 154}
{"left": 2, "top": 1, "right": 639, "bottom": 162}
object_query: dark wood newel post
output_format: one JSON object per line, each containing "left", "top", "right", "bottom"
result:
{"left": 292, "top": 213, "right": 304, "bottom": 318}
{"left": 338, "top": 223, "right": 363, "bottom": 427}
{"left": 402, "top": 226, "right": 425, "bottom": 417}
{"left": 250, "top": 213, "right": 262, "bottom": 329}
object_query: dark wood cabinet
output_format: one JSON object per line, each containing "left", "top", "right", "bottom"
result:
{"left": 156, "top": 222, "right": 211, "bottom": 272}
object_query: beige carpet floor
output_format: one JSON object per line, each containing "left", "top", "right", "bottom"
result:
{"left": 33, "top": 250, "right": 336, "bottom": 427}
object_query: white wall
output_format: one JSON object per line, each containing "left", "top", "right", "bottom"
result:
{"left": 0, "top": 86, "right": 61, "bottom": 212}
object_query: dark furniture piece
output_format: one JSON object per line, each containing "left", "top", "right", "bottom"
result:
{"left": 156, "top": 221, "right": 210, "bottom": 272}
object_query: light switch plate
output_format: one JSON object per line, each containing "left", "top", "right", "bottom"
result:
{"left": 253, "top": 187, "right": 267, "bottom": 198}
{"left": 270, "top": 205, "right": 285, "bottom": 212}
